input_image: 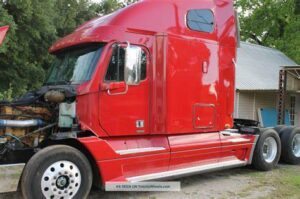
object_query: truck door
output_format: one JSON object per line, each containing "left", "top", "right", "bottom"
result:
{"left": 99, "top": 44, "right": 150, "bottom": 136}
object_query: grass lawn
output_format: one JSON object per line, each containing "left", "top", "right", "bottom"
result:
{"left": 240, "top": 164, "right": 300, "bottom": 199}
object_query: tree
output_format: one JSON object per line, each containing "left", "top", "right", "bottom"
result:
{"left": 0, "top": 0, "right": 57, "bottom": 95}
{"left": 0, "top": 0, "right": 98, "bottom": 96}
{"left": 54, "top": 0, "right": 98, "bottom": 37}
{"left": 123, "top": 0, "right": 139, "bottom": 6}
{"left": 94, "top": 0, "right": 138, "bottom": 15}
{"left": 296, "top": 0, "right": 300, "bottom": 14}
{"left": 96, "top": 0, "right": 122, "bottom": 15}
{"left": 236, "top": 0, "right": 300, "bottom": 64}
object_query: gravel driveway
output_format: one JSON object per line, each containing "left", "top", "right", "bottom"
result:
{"left": 1, "top": 164, "right": 299, "bottom": 199}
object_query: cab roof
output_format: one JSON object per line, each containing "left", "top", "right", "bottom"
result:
{"left": 49, "top": 0, "right": 235, "bottom": 53}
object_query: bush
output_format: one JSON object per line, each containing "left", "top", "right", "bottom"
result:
{"left": 0, "top": 84, "right": 13, "bottom": 101}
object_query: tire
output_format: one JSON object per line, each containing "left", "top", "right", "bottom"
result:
{"left": 280, "top": 127, "right": 300, "bottom": 165}
{"left": 21, "top": 145, "right": 93, "bottom": 199}
{"left": 273, "top": 125, "right": 286, "bottom": 136}
{"left": 252, "top": 129, "right": 281, "bottom": 171}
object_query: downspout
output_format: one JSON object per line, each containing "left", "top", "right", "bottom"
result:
{"left": 253, "top": 92, "right": 256, "bottom": 120}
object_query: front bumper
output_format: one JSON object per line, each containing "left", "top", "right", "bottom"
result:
{"left": 0, "top": 163, "right": 25, "bottom": 193}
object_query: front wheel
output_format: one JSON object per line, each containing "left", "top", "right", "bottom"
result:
{"left": 252, "top": 129, "right": 281, "bottom": 171}
{"left": 21, "top": 145, "right": 93, "bottom": 199}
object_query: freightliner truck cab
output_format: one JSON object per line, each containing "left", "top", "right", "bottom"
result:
{"left": 0, "top": 0, "right": 300, "bottom": 198}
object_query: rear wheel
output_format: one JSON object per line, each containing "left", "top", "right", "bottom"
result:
{"left": 280, "top": 127, "right": 300, "bottom": 165}
{"left": 21, "top": 145, "right": 93, "bottom": 199}
{"left": 273, "top": 125, "right": 286, "bottom": 136}
{"left": 252, "top": 129, "right": 281, "bottom": 171}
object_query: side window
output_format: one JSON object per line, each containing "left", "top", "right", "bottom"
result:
{"left": 105, "top": 46, "right": 125, "bottom": 82}
{"left": 187, "top": 9, "right": 214, "bottom": 33}
{"left": 105, "top": 45, "right": 147, "bottom": 82}
{"left": 141, "top": 50, "right": 147, "bottom": 80}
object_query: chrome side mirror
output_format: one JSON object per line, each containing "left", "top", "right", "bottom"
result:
{"left": 124, "top": 44, "right": 143, "bottom": 85}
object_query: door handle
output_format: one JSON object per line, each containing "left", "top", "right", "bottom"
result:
{"left": 101, "top": 82, "right": 129, "bottom": 96}
{"left": 107, "top": 84, "right": 128, "bottom": 96}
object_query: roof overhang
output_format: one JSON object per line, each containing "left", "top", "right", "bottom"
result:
{"left": 281, "top": 66, "right": 300, "bottom": 80}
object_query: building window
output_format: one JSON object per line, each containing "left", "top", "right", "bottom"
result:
{"left": 290, "top": 96, "right": 296, "bottom": 125}
{"left": 186, "top": 9, "right": 214, "bottom": 33}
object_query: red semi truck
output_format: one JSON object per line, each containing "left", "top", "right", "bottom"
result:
{"left": 0, "top": 0, "right": 300, "bottom": 198}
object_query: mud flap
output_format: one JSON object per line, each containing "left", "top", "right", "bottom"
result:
{"left": 0, "top": 163, "right": 25, "bottom": 193}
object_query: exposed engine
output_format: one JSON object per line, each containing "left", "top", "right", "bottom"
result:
{"left": 0, "top": 86, "right": 77, "bottom": 163}
{"left": 0, "top": 105, "right": 53, "bottom": 146}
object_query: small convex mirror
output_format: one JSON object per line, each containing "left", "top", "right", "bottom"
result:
{"left": 124, "top": 44, "right": 142, "bottom": 85}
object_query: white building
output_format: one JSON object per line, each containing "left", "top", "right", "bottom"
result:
{"left": 235, "top": 42, "right": 300, "bottom": 127}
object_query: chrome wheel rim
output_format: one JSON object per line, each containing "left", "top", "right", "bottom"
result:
{"left": 292, "top": 134, "right": 300, "bottom": 157}
{"left": 41, "top": 161, "right": 81, "bottom": 199}
{"left": 262, "top": 137, "right": 278, "bottom": 163}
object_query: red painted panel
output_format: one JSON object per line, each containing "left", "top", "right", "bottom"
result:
{"left": 150, "top": 34, "right": 167, "bottom": 134}
{"left": 220, "top": 134, "right": 256, "bottom": 162}
{"left": 165, "top": 35, "right": 221, "bottom": 134}
{"left": 193, "top": 104, "right": 216, "bottom": 129}
{"left": 168, "top": 133, "right": 221, "bottom": 170}
{"left": 77, "top": 93, "right": 108, "bottom": 137}
{"left": 99, "top": 75, "right": 150, "bottom": 136}
{"left": 96, "top": 42, "right": 151, "bottom": 136}
{"left": 79, "top": 136, "right": 170, "bottom": 183}
{"left": 99, "top": 153, "right": 170, "bottom": 181}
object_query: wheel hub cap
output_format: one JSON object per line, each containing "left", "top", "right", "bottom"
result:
{"left": 262, "top": 137, "right": 278, "bottom": 163}
{"left": 41, "top": 161, "right": 81, "bottom": 199}
{"left": 292, "top": 134, "right": 300, "bottom": 157}
{"left": 56, "top": 176, "right": 69, "bottom": 189}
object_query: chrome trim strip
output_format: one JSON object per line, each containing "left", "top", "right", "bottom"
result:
{"left": 230, "top": 138, "right": 252, "bottom": 143}
{"left": 248, "top": 135, "right": 259, "bottom": 164}
{"left": 220, "top": 131, "right": 242, "bottom": 136}
{"left": 127, "top": 160, "right": 247, "bottom": 182}
{"left": 0, "top": 163, "right": 25, "bottom": 193}
{"left": 116, "top": 147, "right": 166, "bottom": 155}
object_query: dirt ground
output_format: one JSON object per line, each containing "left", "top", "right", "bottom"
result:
{"left": 1, "top": 164, "right": 299, "bottom": 199}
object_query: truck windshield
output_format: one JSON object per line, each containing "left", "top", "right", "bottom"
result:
{"left": 46, "top": 44, "right": 104, "bottom": 85}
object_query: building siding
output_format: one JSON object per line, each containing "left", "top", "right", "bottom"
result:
{"left": 287, "top": 74, "right": 300, "bottom": 91}
{"left": 235, "top": 90, "right": 300, "bottom": 126}
{"left": 235, "top": 92, "right": 255, "bottom": 120}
